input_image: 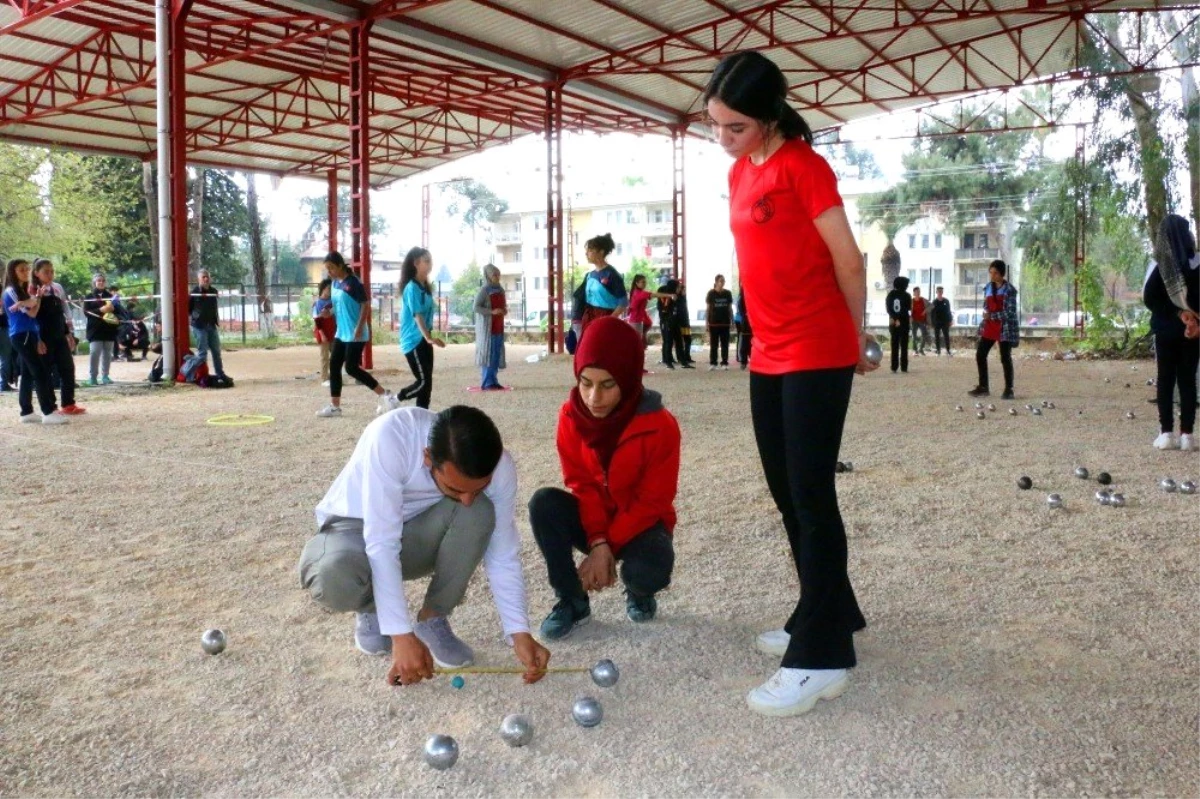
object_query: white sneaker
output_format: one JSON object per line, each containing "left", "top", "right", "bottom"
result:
{"left": 376, "top": 392, "right": 401, "bottom": 416}
{"left": 321, "top": 380, "right": 330, "bottom": 387}
{"left": 1180, "top": 434, "right": 1196, "bottom": 452}
{"left": 747, "top": 667, "right": 849, "bottom": 717}
{"left": 41, "top": 411, "right": 69, "bottom": 425}
{"left": 708, "top": 365, "right": 717, "bottom": 371}
{"left": 756, "top": 628, "right": 790, "bottom": 656}
{"left": 316, "top": 404, "right": 342, "bottom": 418}
{"left": 19, "top": 413, "right": 41, "bottom": 424}
{"left": 1154, "top": 432, "right": 1179, "bottom": 450}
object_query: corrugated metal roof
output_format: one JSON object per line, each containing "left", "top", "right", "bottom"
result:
{"left": 0, "top": 0, "right": 1187, "bottom": 183}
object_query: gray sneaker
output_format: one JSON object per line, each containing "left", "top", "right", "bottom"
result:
{"left": 354, "top": 612, "right": 391, "bottom": 657}
{"left": 413, "top": 616, "right": 474, "bottom": 668}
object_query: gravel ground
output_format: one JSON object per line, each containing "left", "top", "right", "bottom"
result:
{"left": 0, "top": 342, "right": 1196, "bottom": 798}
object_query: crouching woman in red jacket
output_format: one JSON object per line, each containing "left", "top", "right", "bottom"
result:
{"left": 529, "top": 315, "right": 681, "bottom": 640}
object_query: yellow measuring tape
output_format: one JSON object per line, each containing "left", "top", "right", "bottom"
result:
{"left": 206, "top": 414, "right": 276, "bottom": 427}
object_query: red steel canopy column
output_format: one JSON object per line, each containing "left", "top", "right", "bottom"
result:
{"left": 327, "top": 169, "right": 338, "bottom": 254}
{"left": 169, "top": 0, "right": 192, "bottom": 373}
{"left": 545, "top": 83, "right": 564, "bottom": 353}
{"left": 348, "top": 20, "right": 374, "bottom": 367}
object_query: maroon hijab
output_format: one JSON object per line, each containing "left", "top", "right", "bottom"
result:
{"left": 567, "top": 315, "right": 645, "bottom": 469}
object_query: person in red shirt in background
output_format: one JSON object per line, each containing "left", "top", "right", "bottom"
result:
{"left": 910, "top": 286, "right": 929, "bottom": 356}
{"left": 968, "top": 259, "right": 1019, "bottom": 400}
{"left": 625, "top": 273, "right": 654, "bottom": 349}
{"left": 707, "top": 50, "right": 878, "bottom": 717}
{"left": 529, "top": 315, "right": 679, "bottom": 641}
{"left": 473, "top": 263, "right": 507, "bottom": 390}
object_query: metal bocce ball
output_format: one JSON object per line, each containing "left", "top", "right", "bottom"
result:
{"left": 843, "top": 461, "right": 854, "bottom": 472}
{"left": 1109, "top": 493, "right": 1127, "bottom": 508}
{"left": 423, "top": 735, "right": 459, "bottom": 770}
{"left": 987, "top": 403, "right": 997, "bottom": 411}
{"left": 1009, "top": 407, "right": 1019, "bottom": 416}
{"left": 1126, "top": 411, "right": 1136, "bottom": 420}
{"left": 590, "top": 659, "right": 620, "bottom": 688}
{"left": 955, "top": 405, "right": 964, "bottom": 412}
{"left": 1074, "top": 466, "right": 1090, "bottom": 480}
{"left": 1032, "top": 408, "right": 1043, "bottom": 416}
{"left": 1181, "top": 481, "right": 1197, "bottom": 495}
{"left": 863, "top": 339, "right": 883, "bottom": 366}
{"left": 1160, "top": 478, "right": 1178, "bottom": 493}
{"left": 1047, "top": 493, "right": 1064, "bottom": 509}
{"left": 835, "top": 461, "right": 847, "bottom": 473}
{"left": 498, "top": 714, "right": 534, "bottom": 747}
{"left": 201, "top": 629, "right": 227, "bottom": 656}
{"left": 1017, "top": 476, "right": 1033, "bottom": 490}
{"left": 974, "top": 402, "right": 984, "bottom": 410}
{"left": 976, "top": 411, "right": 986, "bottom": 420}
{"left": 571, "top": 696, "right": 604, "bottom": 728}
{"left": 1095, "top": 490, "right": 1112, "bottom": 505}
{"left": 1096, "top": 472, "right": 1112, "bottom": 485}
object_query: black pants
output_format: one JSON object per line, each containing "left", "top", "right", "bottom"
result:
{"left": 0, "top": 325, "right": 16, "bottom": 388}
{"left": 12, "top": 332, "right": 57, "bottom": 416}
{"left": 976, "top": 338, "right": 1013, "bottom": 392}
{"left": 709, "top": 327, "right": 730, "bottom": 366}
{"left": 737, "top": 328, "right": 752, "bottom": 366}
{"left": 41, "top": 337, "right": 75, "bottom": 408}
{"left": 529, "top": 487, "right": 674, "bottom": 602}
{"left": 329, "top": 339, "right": 378, "bottom": 399}
{"left": 674, "top": 327, "right": 693, "bottom": 365}
{"left": 660, "top": 322, "right": 676, "bottom": 366}
{"left": 399, "top": 339, "right": 434, "bottom": 409}
{"left": 933, "top": 323, "right": 952, "bottom": 354}
{"left": 890, "top": 325, "right": 909, "bottom": 372}
{"left": 1155, "top": 332, "right": 1199, "bottom": 434}
{"left": 749, "top": 366, "right": 865, "bottom": 669}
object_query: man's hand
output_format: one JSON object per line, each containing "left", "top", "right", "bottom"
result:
{"left": 577, "top": 543, "right": 617, "bottom": 592}
{"left": 511, "top": 632, "right": 551, "bottom": 684}
{"left": 386, "top": 633, "right": 435, "bottom": 687}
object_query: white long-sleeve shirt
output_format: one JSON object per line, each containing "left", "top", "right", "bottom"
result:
{"left": 315, "top": 408, "right": 530, "bottom": 638}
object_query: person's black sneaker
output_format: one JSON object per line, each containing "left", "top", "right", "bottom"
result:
{"left": 625, "top": 592, "right": 657, "bottom": 623}
{"left": 967, "top": 386, "right": 989, "bottom": 397}
{"left": 1001, "top": 388, "right": 1015, "bottom": 400}
{"left": 680, "top": 363, "right": 695, "bottom": 369}
{"left": 539, "top": 596, "right": 591, "bottom": 640}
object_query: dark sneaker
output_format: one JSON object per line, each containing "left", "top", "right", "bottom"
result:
{"left": 625, "top": 592, "right": 657, "bottom": 623}
{"left": 1001, "top": 388, "right": 1015, "bottom": 400}
{"left": 540, "top": 597, "right": 591, "bottom": 640}
{"left": 413, "top": 616, "right": 475, "bottom": 668}
{"left": 967, "top": 386, "right": 989, "bottom": 397}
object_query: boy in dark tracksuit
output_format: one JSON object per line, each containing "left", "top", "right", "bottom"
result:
{"left": 734, "top": 290, "right": 752, "bottom": 370}
{"left": 931, "top": 286, "right": 952, "bottom": 355}
{"left": 885, "top": 276, "right": 911, "bottom": 373}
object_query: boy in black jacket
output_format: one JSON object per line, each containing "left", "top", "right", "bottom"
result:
{"left": 885, "top": 276, "right": 912, "bottom": 373}
{"left": 931, "top": 285, "right": 953, "bottom": 356}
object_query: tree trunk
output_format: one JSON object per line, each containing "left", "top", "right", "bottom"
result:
{"left": 1164, "top": 12, "right": 1199, "bottom": 226}
{"left": 142, "top": 162, "right": 159, "bottom": 274}
{"left": 881, "top": 239, "right": 901, "bottom": 285}
{"left": 188, "top": 168, "right": 205, "bottom": 274}
{"left": 246, "top": 174, "right": 272, "bottom": 336}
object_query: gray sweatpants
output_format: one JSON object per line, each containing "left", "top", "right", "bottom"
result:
{"left": 298, "top": 495, "right": 495, "bottom": 618}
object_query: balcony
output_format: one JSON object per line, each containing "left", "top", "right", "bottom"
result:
{"left": 955, "top": 247, "right": 999, "bottom": 261}
{"left": 494, "top": 230, "right": 522, "bottom": 244}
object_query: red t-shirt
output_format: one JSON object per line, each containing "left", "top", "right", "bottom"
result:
{"left": 728, "top": 139, "right": 858, "bottom": 374}
{"left": 488, "top": 290, "right": 505, "bottom": 335}
{"left": 982, "top": 292, "right": 1003, "bottom": 341}
{"left": 912, "top": 296, "right": 928, "bottom": 323}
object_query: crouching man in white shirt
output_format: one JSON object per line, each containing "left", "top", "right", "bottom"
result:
{"left": 300, "top": 405, "right": 551, "bottom": 687}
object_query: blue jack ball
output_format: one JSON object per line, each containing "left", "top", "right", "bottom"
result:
{"left": 450, "top": 675, "right": 465, "bottom": 689}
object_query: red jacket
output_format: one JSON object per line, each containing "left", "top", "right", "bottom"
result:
{"left": 555, "top": 394, "right": 680, "bottom": 554}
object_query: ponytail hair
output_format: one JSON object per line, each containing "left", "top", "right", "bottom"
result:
{"left": 703, "top": 51, "right": 813, "bottom": 145}
{"left": 585, "top": 233, "right": 615, "bottom": 258}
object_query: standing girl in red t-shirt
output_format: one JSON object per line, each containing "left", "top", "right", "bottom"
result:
{"left": 625, "top": 274, "right": 653, "bottom": 348}
{"left": 705, "top": 50, "right": 879, "bottom": 717}
{"left": 967, "top": 259, "right": 1019, "bottom": 400}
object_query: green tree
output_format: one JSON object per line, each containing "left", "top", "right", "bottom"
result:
{"left": 199, "top": 170, "right": 250, "bottom": 284}
{"left": 298, "top": 189, "right": 389, "bottom": 255}
{"left": 449, "top": 262, "right": 483, "bottom": 318}
{"left": 442, "top": 179, "right": 507, "bottom": 263}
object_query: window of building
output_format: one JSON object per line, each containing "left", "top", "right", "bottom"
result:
{"left": 649, "top": 209, "right": 667, "bottom": 225}
{"left": 625, "top": 209, "right": 638, "bottom": 224}
{"left": 513, "top": 250, "right": 522, "bottom": 263}
{"left": 616, "top": 242, "right": 625, "bottom": 256}
{"left": 921, "top": 234, "right": 929, "bottom": 248}
{"left": 908, "top": 234, "right": 916, "bottom": 248}
{"left": 962, "top": 233, "right": 975, "bottom": 249}
{"left": 977, "top": 233, "right": 989, "bottom": 249}
{"left": 532, "top": 214, "right": 545, "bottom": 231}
{"left": 533, "top": 277, "right": 542, "bottom": 290}
{"left": 934, "top": 234, "right": 943, "bottom": 248}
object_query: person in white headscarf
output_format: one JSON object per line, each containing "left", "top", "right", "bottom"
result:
{"left": 473, "top": 263, "right": 507, "bottom": 390}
